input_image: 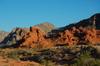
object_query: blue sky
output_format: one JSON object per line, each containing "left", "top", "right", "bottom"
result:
{"left": 0, "top": 0, "right": 100, "bottom": 31}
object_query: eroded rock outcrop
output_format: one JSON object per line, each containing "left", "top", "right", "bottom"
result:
{"left": 0, "top": 13, "right": 100, "bottom": 48}
{"left": 0, "top": 22, "right": 55, "bottom": 48}
{"left": 0, "top": 28, "right": 30, "bottom": 47}
{"left": 46, "top": 13, "right": 100, "bottom": 47}
{"left": 20, "top": 13, "right": 100, "bottom": 48}
{"left": 48, "top": 27, "right": 97, "bottom": 47}
{"left": 20, "top": 26, "right": 54, "bottom": 48}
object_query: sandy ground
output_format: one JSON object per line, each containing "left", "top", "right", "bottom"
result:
{"left": 0, "top": 56, "right": 41, "bottom": 66}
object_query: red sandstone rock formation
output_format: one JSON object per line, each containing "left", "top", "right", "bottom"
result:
{"left": 17, "top": 13, "right": 100, "bottom": 48}
{"left": 20, "top": 26, "right": 53, "bottom": 48}
{"left": 51, "top": 27, "right": 97, "bottom": 47}
{"left": 0, "top": 22, "right": 55, "bottom": 48}
{"left": 0, "top": 13, "right": 100, "bottom": 48}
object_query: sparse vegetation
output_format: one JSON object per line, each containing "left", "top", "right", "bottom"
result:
{"left": 0, "top": 45, "right": 100, "bottom": 66}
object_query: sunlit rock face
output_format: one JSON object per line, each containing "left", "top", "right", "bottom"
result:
{"left": 46, "top": 13, "right": 100, "bottom": 46}
{"left": 0, "top": 14, "right": 100, "bottom": 48}
{"left": 0, "top": 22, "right": 55, "bottom": 48}
{"left": 20, "top": 22, "right": 55, "bottom": 48}
{"left": 47, "top": 27, "right": 97, "bottom": 47}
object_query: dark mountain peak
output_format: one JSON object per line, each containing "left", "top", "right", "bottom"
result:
{"left": 90, "top": 13, "right": 100, "bottom": 29}
{"left": 91, "top": 13, "right": 100, "bottom": 18}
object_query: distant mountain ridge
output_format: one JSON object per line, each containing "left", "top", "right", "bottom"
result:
{"left": 0, "top": 31, "right": 9, "bottom": 43}
{"left": 34, "top": 22, "right": 55, "bottom": 33}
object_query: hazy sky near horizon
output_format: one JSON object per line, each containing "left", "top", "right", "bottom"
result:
{"left": 0, "top": 0, "right": 100, "bottom": 31}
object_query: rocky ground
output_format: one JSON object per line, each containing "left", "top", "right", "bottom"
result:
{"left": 0, "top": 56, "right": 40, "bottom": 66}
{"left": 0, "top": 45, "right": 99, "bottom": 66}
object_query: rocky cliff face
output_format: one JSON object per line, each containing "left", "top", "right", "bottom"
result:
{"left": 0, "top": 28, "right": 29, "bottom": 47}
{"left": 20, "top": 26, "right": 53, "bottom": 48}
{"left": 0, "top": 22, "right": 55, "bottom": 48}
{"left": 49, "top": 27, "right": 97, "bottom": 46}
{"left": 0, "top": 13, "right": 100, "bottom": 48}
{"left": 48, "top": 13, "right": 100, "bottom": 46}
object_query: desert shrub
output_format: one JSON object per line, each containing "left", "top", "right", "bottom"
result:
{"left": 41, "top": 60, "right": 56, "bottom": 66}
{"left": 6, "top": 49, "right": 34, "bottom": 60}
{"left": 7, "top": 50, "right": 20, "bottom": 60}
{"left": 72, "top": 51, "right": 100, "bottom": 66}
